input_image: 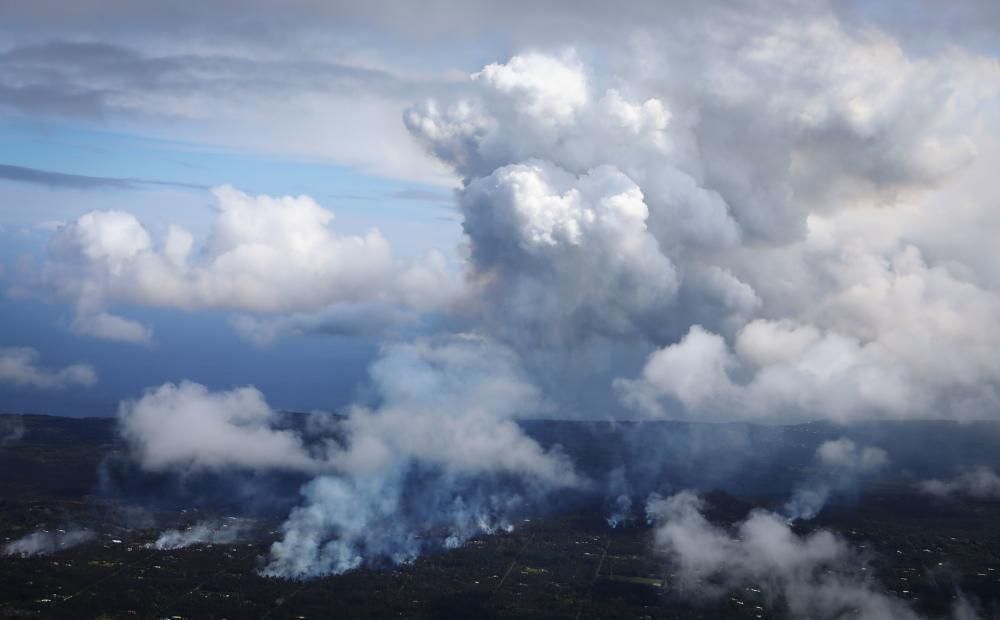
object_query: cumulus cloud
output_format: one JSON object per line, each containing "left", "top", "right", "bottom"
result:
{"left": 0, "top": 347, "right": 97, "bottom": 390}
{"left": 3, "top": 529, "right": 94, "bottom": 557}
{"left": 402, "top": 24, "right": 1000, "bottom": 423}
{"left": 920, "top": 467, "right": 1000, "bottom": 500}
{"left": 473, "top": 52, "right": 587, "bottom": 127}
{"left": 40, "top": 185, "right": 460, "bottom": 344}
{"left": 616, "top": 306, "right": 1000, "bottom": 422}
{"left": 459, "top": 159, "right": 678, "bottom": 346}
{"left": 648, "top": 491, "right": 925, "bottom": 619}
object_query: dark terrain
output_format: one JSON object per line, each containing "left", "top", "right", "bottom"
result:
{"left": 1, "top": 414, "right": 999, "bottom": 618}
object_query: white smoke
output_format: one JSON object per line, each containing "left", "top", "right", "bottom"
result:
{"left": 115, "top": 336, "right": 580, "bottom": 577}
{"left": 263, "top": 336, "right": 581, "bottom": 577}
{"left": 117, "top": 381, "right": 325, "bottom": 473}
{"left": 604, "top": 466, "right": 633, "bottom": 528}
{"left": 785, "top": 438, "right": 889, "bottom": 521}
{"left": 0, "top": 415, "right": 25, "bottom": 445}
{"left": 920, "top": 466, "right": 1000, "bottom": 500}
{"left": 152, "top": 518, "right": 253, "bottom": 550}
{"left": 647, "top": 491, "right": 976, "bottom": 620}
{"left": 3, "top": 528, "right": 94, "bottom": 557}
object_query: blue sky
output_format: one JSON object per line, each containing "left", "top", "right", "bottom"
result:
{"left": 0, "top": 115, "right": 460, "bottom": 416}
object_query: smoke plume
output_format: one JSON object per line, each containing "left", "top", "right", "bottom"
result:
{"left": 785, "top": 438, "right": 889, "bottom": 521}
{"left": 263, "top": 336, "right": 580, "bottom": 577}
{"left": 920, "top": 467, "right": 1000, "bottom": 500}
{"left": 647, "top": 491, "right": 976, "bottom": 620}
{"left": 3, "top": 529, "right": 94, "bottom": 557}
{"left": 152, "top": 518, "right": 253, "bottom": 550}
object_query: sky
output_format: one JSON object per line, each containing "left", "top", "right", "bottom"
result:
{"left": 0, "top": 3, "right": 477, "bottom": 415}
{"left": 1, "top": 0, "right": 999, "bottom": 420}
{"left": 5, "top": 0, "right": 1000, "bottom": 603}
{"left": 0, "top": 0, "right": 997, "bottom": 423}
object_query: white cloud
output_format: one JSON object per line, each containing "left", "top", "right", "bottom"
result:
{"left": 71, "top": 311, "right": 154, "bottom": 345}
{"left": 0, "top": 347, "right": 97, "bottom": 390}
{"left": 41, "top": 185, "right": 461, "bottom": 344}
{"left": 618, "top": 238, "right": 1000, "bottom": 421}
{"left": 473, "top": 51, "right": 587, "bottom": 126}
{"left": 460, "top": 160, "right": 678, "bottom": 346}
{"left": 400, "top": 26, "right": 1000, "bottom": 423}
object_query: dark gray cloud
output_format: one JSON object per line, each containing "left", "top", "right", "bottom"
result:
{"left": 0, "top": 1, "right": 818, "bottom": 47}
{"left": 0, "top": 41, "right": 418, "bottom": 121}
{"left": 0, "top": 162, "right": 205, "bottom": 191}
{"left": 4, "top": 1, "right": 995, "bottom": 54}
{"left": 0, "top": 163, "right": 131, "bottom": 189}
{"left": 230, "top": 303, "right": 422, "bottom": 346}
